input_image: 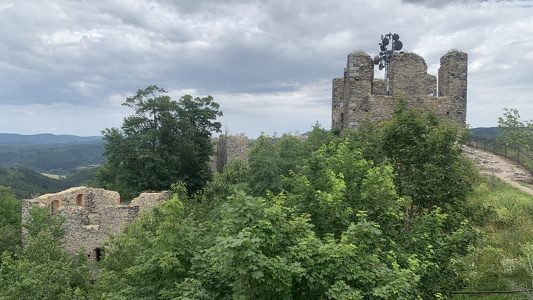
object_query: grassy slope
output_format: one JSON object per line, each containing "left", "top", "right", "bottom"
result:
{"left": 452, "top": 178, "right": 533, "bottom": 299}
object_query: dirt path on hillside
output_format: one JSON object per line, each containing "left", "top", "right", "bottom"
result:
{"left": 464, "top": 146, "right": 533, "bottom": 196}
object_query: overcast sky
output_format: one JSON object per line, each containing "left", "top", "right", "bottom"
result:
{"left": 1, "top": 0, "right": 532, "bottom": 138}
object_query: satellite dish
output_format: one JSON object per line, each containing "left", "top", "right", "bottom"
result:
{"left": 373, "top": 56, "right": 380, "bottom": 65}
{"left": 379, "top": 63, "right": 384, "bottom": 70}
{"left": 393, "top": 40, "right": 403, "bottom": 50}
{"left": 392, "top": 33, "right": 400, "bottom": 41}
{"left": 382, "top": 38, "right": 389, "bottom": 46}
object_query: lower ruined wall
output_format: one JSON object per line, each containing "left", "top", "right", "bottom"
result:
{"left": 60, "top": 205, "right": 139, "bottom": 256}
{"left": 22, "top": 187, "right": 169, "bottom": 260}
{"left": 347, "top": 94, "right": 466, "bottom": 129}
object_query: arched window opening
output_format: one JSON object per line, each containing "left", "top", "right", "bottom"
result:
{"left": 51, "top": 200, "right": 60, "bottom": 215}
{"left": 76, "top": 194, "right": 84, "bottom": 206}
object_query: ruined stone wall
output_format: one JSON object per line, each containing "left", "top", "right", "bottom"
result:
{"left": 332, "top": 50, "right": 468, "bottom": 130}
{"left": 210, "top": 135, "right": 250, "bottom": 173}
{"left": 129, "top": 191, "right": 169, "bottom": 212}
{"left": 22, "top": 187, "right": 169, "bottom": 259}
{"left": 332, "top": 78, "right": 344, "bottom": 129}
{"left": 209, "top": 137, "right": 220, "bottom": 173}
{"left": 438, "top": 50, "right": 468, "bottom": 123}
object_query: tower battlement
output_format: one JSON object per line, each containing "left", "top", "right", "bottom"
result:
{"left": 332, "top": 50, "right": 467, "bottom": 130}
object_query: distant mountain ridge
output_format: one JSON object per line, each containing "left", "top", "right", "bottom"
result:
{"left": 470, "top": 127, "right": 498, "bottom": 138}
{"left": 0, "top": 133, "right": 103, "bottom": 146}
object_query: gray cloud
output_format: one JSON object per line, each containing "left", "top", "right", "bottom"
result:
{"left": 0, "top": 0, "right": 532, "bottom": 137}
{"left": 401, "top": 0, "right": 477, "bottom": 8}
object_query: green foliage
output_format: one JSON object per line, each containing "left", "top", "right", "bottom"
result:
{"left": 452, "top": 179, "right": 533, "bottom": 298}
{"left": 201, "top": 159, "right": 251, "bottom": 206}
{"left": 95, "top": 185, "right": 203, "bottom": 299}
{"left": 0, "top": 206, "right": 92, "bottom": 299}
{"left": 95, "top": 85, "right": 222, "bottom": 201}
{"left": 247, "top": 125, "right": 340, "bottom": 197}
{"left": 95, "top": 183, "right": 428, "bottom": 299}
{"left": 94, "top": 113, "right": 477, "bottom": 298}
{"left": 23, "top": 205, "right": 66, "bottom": 240}
{"left": 497, "top": 107, "right": 533, "bottom": 151}
{"left": 352, "top": 99, "right": 479, "bottom": 219}
{"left": 0, "top": 186, "right": 21, "bottom": 254}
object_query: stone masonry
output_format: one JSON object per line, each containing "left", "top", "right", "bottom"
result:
{"left": 210, "top": 134, "right": 250, "bottom": 173}
{"left": 332, "top": 50, "right": 468, "bottom": 130}
{"left": 22, "top": 187, "right": 169, "bottom": 261}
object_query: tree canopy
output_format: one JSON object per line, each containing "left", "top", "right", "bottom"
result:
{"left": 90, "top": 102, "right": 480, "bottom": 299}
{"left": 0, "top": 98, "right": 490, "bottom": 299}
{"left": 0, "top": 186, "right": 21, "bottom": 254}
{"left": 0, "top": 206, "right": 93, "bottom": 299}
{"left": 497, "top": 107, "right": 533, "bottom": 151}
{"left": 95, "top": 85, "right": 222, "bottom": 200}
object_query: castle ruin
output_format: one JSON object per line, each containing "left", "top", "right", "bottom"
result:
{"left": 332, "top": 50, "right": 468, "bottom": 130}
{"left": 210, "top": 134, "right": 250, "bottom": 173}
{"left": 22, "top": 187, "right": 168, "bottom": 260}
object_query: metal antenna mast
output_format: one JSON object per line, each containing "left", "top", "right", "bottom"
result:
{"left": 373, "top": 33, "right": 403, "bottom": 95}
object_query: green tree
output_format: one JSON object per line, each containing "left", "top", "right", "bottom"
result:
{"left": 94, "top": 184, "right": 205, "bottom": 299}
{"left": 0, "top": 206, "right": 92, "bottom": 299}
{"left": 497, "top": 107, "right": 533, "bottom": 151}
{"left": 354, "top": 99, "right": 478, "bottom": 218}
{"left": 247, "top": 126, "right": 339, "bottom": 197}
{"left": 94, "top": 136, "right": 471, "bottom": 299}
{"left": 348, "top": 99, "right": 480, "bottom": 296}
{"left": 0, "top": 185, "right": 21, "bottom": 255}
{"left": 96, "top": 85, "right": 222, "bottom": 200}
{"left": 95, "top": 176, "right": 425, "bottom": 299}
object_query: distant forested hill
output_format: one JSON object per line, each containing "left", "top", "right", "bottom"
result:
{"left": 0, "top": 143, "right": 105, "bottom": 175}
{"left": 0, "top": 133, "right": 102, "bottom": 146}
{"left": 0, "top": 134, "right": 105, "bottom": 175}
{"left": 0, "top": 165, "right": 99, "bottom": 199}
{"left": 470, "top": 127, "right": 498, "bottom": 138}
{"left": 0, "top": 133, "right": 104, "bottom": 198}
{"left": 0, "top": 166, "right": 69, "bottom": 199}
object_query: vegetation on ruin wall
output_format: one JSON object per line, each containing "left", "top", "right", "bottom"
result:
{"left": 0, "top": 205, "right": 94, "bottom": 299}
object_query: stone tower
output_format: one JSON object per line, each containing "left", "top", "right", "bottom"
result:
{"left": 209, "top": 135, "right": 250, "bottom": 173}
{"left": 332, "top": 50, "right": 468, "bottom": 130}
